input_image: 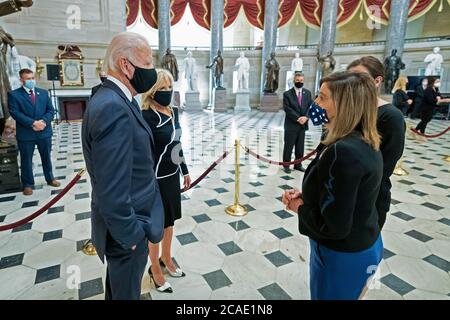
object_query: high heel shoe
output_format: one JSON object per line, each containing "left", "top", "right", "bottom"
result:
{"left": 148, "top": 266, "right": 173, "bottom": 293}
{"left": 159, "top": 258, "right": 186, "bottom": 278}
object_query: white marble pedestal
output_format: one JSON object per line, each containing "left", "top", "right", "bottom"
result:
{"left": 184, "top": 91, "right": 202, "bottom": 111}
{"left": 234, "top": 91, "right": 251, "bottom": 112}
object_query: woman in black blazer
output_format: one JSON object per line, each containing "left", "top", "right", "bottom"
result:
{"left": 391, "top": 77, "right": 412, "bottom": 116}
{"left": 283, "top": 72, "right": 384, "bottom": 300}
{"left": 141, "top": 69, "right": 191, "bottom": 293}
{"left": 415, "top": 77, "right": 450, "bottom": 134}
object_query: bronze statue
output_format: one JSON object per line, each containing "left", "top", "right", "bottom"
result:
{"left": 263, "top": 52, "right": 280, "bottom": 93}
{"left": 0, "top": 0, "right": 32, "bottom": 17}
{"left": 384, "top": 49, "right": 405, "bottom": 94}
{"left": 317, "top": 50, "right": 336, "bottom": 78}
{"left": 161, "top": 48, "right": 179, "bottom": 82}
{"left": 206, "top": 49, "right": 224, "bottom": 89}
{"left": 0, "top": 27, "right": 14, "bottom": 125}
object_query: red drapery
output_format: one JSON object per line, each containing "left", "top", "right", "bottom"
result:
{"left": 126, "top": 0, "right": 441, "bottom": 30}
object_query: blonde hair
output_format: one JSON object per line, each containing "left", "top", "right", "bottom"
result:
{"left": 141, "top": 68, "right": 174, "bottom": 111}
{"left": 321, "top": 72, "right": 381, "bottom": 151}
{"left": 392, "top": 76, "right": 408, "bottom": 94}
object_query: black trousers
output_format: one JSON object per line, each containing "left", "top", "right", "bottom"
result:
{"left": 104, "top": 232, "right": 148, "bottom": 300}
{"left": 415, "top": 111, "right": 433, "bottom": 134}
{"left": 0, "top": 118, "right": 5, "bottom": 137}
{"left": 283, "top": 129, "right": 305, "bottom": 169}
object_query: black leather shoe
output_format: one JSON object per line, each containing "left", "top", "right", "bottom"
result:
{"left": 294, "top": 166, "right": 306, "bottom": 172}
{"left": 282, "top": 167, "right": 291, "bottom": 174}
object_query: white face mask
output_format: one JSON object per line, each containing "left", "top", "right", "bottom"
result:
{"left": 435, "top": 82, "right": 441, "bottom": 88}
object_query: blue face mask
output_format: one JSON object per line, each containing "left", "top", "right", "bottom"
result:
{"left": 308, "top": 101, "right": 330, "bottom": 126}
{"left": 24, "top": 80, "right": 36, "bottom": 90}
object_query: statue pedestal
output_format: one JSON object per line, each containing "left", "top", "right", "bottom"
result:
{"left": 184, "top": 91, "right": 202, "bottom": 111}
{"left": 259, "top": 93, "right": 280, "bottom": 112}
{"left": 213, "top": 88, "right": 227, "bottom": 112}
{"left": 234, "top": 91, "right": 251, "bottom": 112}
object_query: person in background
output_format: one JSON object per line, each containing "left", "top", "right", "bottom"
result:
{"left": 91, "top": 71, "right": 108, "bottom": 98}
{"left": 8, "top": 68, "right": 60, "bottom": 195}
{"left": 411, "top": 77, "right": 428, "bottom": 119}
{"left": 141, "top": 69, "right": 191, "bottom": 294}
{"left": 346, "top": 56, "right": 405, "bottom": 230}
{"left": 282, "top": 72, "right": 313, "bottom": 173}
{"left": 415, "top": 77, "right": 450, "bottom": 134}
{"left": 283, "top": 72, "right": 383, "bottom": 300}
{"left": 391, "top": 76, "right": 412, "bottom": 116}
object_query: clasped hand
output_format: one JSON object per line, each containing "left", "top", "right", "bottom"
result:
{"left": 281, "top": 188, "right": 304, "bottom": 213}
{"left": 32, "top": 120, "right": 46, "bottom": 131}
{"left": 297, "top": 116, "right": 308, "bottom": 125}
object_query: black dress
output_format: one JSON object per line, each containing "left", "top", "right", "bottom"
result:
{"left": 392, "top": 89, "right": 409, "bottom": 116}
{"left": 142, "top": 107, "right": 189, "bottom": 228}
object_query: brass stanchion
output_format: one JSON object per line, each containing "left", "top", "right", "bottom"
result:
{"left": 393, "top": 157, "right": 408, "bottom": 176}
{"left": 225, "top": 139, "right": 248, "bottom": 217}
{"left": 444, "top": 155, "right": 450, "bottom": 163}
{"left": 82, "top": 239, "right": 97, "bottom": 256}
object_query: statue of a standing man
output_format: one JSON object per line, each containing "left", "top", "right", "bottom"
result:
{"left": 263, "top": 52, "right": 280, "bottom": 93}
{"left": 0, "top": 0, "right": 33, "bottom": 17}
{"left": 182, "top": 51, "right": 198, "bottom": 92}
{"left": 384, "top": 49, "right": 406, "bottom": 94}
{"left": 0, "top": 27, "right": 15, "bottom": 136}
{"left": 206, "top": 50, "right": 224, "bottom": 89}
{"left": 235, "top": 51, "right": 250, "bottom": 91}
{"left": 161, "top": 48, "right": 179, "bottom": 82}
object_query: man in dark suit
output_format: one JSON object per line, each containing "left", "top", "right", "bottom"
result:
{"left": 90, "top": 71, "right": 107, "bottom": 98}
{"left": 282, "top": 72, "right": 312, "bottom": 172}
{"left": 82, "top": 32, "right": 164, "bottom": 300}
{"left": 8, "top": 68, "right": 60, "bottom": 196}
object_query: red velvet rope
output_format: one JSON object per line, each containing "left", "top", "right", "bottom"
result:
{"left": 242, "top": 145, "right": 317, "bottom": 166}
{"left": 181, "top": 150, "right": 231, "bottom": 193}
{"left": 410, "top": 126, "right": 450, "bottom": 138}
{"left": 0, "top": 170, "right": 85, "bottom": 232}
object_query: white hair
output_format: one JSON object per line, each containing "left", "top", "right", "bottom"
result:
{"left": 103, "top": 31, "right": 150, "bottom": 73}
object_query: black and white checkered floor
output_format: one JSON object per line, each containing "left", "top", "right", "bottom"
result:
{"left": 0, "top": 110, "right": 449, "bottom": 300}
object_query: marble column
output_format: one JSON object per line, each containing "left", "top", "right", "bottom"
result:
{"left": 158, "top": 0, "right": 171, "bottom": 64}
{"left": 209, "top": 0, "right": 224, "bottom": 106}
{"left": 384, "top": 0, "right": 410, "bottom": 57}
{"left": 315, "top": 0, "right": 338, "bottom": 93}
{"left": 260, "top": 0, "right": 279, "bottom": 92}
{"left": 318, "top": 0, "right": 338, "bottom": 57}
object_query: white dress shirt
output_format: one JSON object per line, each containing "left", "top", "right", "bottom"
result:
{"left": 107, "top": 75, "right": 133, "bottom": 102}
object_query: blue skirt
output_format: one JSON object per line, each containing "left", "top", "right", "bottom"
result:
{"left": 309, "top": 235, "right": 383, "bottom": 300}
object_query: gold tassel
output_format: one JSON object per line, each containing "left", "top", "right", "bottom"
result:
{"left": 359, "top": 3, "right": 364, "bottom": 20}
{"left": 438, "top": 0, "right": 443, "bottom": 12}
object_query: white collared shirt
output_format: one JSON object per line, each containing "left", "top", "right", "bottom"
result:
{"left": 294, "top": 86, "right": 303, "bottom": 97}
{"left": 22, "top": 86, "right": 33, "bottom": 94}
{"left": 108, "top": 75, "right": 133, "bottom": 102}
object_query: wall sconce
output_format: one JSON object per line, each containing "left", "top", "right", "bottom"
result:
{"left": 96, "top": 59, "right": 104, "bottom": 74}
{"left": 35, "top": 56, "right": 44, "bottom": 79}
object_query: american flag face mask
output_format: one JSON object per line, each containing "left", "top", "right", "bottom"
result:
{"left": 308, "top": 102, "right": 330, "bottom": 126}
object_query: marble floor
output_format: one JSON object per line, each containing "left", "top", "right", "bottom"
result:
{"left": 0, "top": 109, "right": 449, "bottom": 300}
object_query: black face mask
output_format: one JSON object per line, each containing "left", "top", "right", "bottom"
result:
{"left": 100, "top": 76, "right": 107, "bottom": 83}
{"left": 127, "top": 60, "right": 157, "bottom": 94}
{"left": 294, "top": 82, "right": 304, "bottom": 89}
{"left": 154, "top": 90, "right": 173, "bottom": 107}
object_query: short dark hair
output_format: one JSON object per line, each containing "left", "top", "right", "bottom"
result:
{"left": 347, "top": 56, "right": 384, "bottom": 80}
{"left": 19, "top": 68, "right": 34, "bottom": 78}
{"left": 427, "top": 76, "right": 438, "bottom": 88}
{"left": 294, "top": 72, "right": 304, "bottom": 78}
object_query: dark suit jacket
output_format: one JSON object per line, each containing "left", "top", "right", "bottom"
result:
{"left": 82, "top": 79, "right": 164, "bottom": 262}
{"left": 283, "top": 87, "right": 312, "bottom": 131}
{"left": 91, "top": 83, "right": 102, "bottom": 98}
{"left": 8, "top": 87, "right": 54, "bottom": 141}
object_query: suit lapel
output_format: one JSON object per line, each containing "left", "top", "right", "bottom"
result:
{"left": 102, "top": 80, "right": 155, "bottom": 145}
{"left": 290, "top": 88, "right": 300, "bottom": 110}
{"left": 19, "top": 87, "right": 36, "bottom": 117}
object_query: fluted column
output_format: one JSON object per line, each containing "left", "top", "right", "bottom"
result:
{"left": 385, "top": 0, "right": 410, "bottom": 57}
{"left": 260, "top": 0, "right": 279, "bottom": 92}
{"left": 158, "top": 0, "right": 171, "bottom": 64}
{"left": 318, "top": 0, "right": 338, "bottom": 57}
{"left": 209, "top": 0, "right": 224, "bottom": 106}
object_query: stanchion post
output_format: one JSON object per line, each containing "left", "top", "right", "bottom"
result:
{"left": 444, "top": 155, "right": 450, "bottom": 163}
{"left": 82, "top": 239, "right": 97, "bottom": 256}
{"left": 225, "top": 139, "right": 248, "bottom": 217}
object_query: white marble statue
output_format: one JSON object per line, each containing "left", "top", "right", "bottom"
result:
{"left": 291, "top": 52, "right": 303, "bottom": 73}
{"left": 234, "top": 51, "right": 250, "bottom": 91}
{"left": 7, "top": 45, "right": 36, "bottom": 90}
{"left": 182, "top": 51, "right": 198, "bottom": 92}
{"left": 424, "top": 47, "right": 444, "bottom": 76}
